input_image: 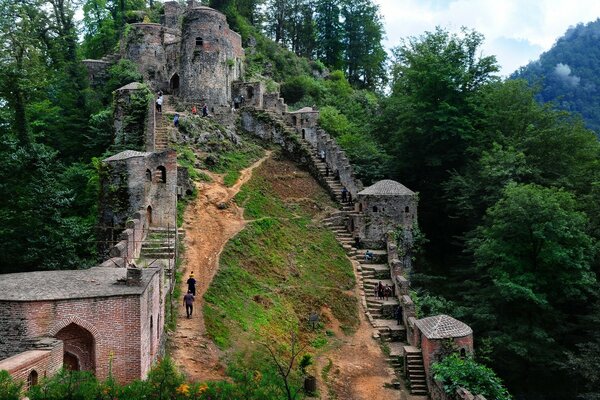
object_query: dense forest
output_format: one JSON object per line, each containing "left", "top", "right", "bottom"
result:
{"left": 513, "top": 18, "right": 600, "bottom": 135}
{"left": 1, "top": 0, "right": 599, "bottom": 399}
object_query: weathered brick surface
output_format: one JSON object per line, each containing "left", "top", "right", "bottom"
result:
{"left": 0, "top": 268, "right": 163, "bottom": 384}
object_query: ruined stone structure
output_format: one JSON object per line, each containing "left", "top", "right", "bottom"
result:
{"left": 84, "top": 2, "right": 244, "bottom": 110}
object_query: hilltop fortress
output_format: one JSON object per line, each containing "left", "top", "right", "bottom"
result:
{"left": 0, "top": 4, "right": 483, "bottom": 399}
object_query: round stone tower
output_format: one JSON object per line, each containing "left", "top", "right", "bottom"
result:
{"left": 179, "top": 6, "right": 244, "bottom": 107}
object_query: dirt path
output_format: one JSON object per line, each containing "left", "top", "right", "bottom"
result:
{"left": 314, "top": 259, "right": 403, "bottom": 400}
{"left": 171, "top": 152, "right": 271, "bottom": 381}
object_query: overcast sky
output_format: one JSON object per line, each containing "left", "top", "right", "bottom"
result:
{"left": 373, "top": 0, "right": 600, "bottom": 77}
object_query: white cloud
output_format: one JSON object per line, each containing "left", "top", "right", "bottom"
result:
{"left": 374, "top": 0, "right": 600, "bottom": 76}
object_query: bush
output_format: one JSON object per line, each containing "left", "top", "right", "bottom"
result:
{"left": 432, "top": 354, "right": 512, "bottom": 400}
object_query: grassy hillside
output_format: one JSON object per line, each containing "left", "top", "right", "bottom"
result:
{"left": 204, "top": 152, "right": 358, "bottom": 392}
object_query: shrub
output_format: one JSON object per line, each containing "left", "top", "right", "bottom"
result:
{"left": 432, "top": 354, "right": 512, "bottom": 400}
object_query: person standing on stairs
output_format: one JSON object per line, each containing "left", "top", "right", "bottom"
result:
{"left": 341, "top": 187, "right": 348, "bottom": 202}
{"left": 156, "top": 94, "right": 163, "bottom": 113}
{"left": 174, "top": 113, "right": 179, "bottom": 128}
{"left": 320, "top": 149, "right": 325, "bottom": 161}
{"left": 202, "top": 103, "right": 208, "bottom": 117}
{"left": 192, "top": 105, "right": 197, "bottom": 115}
{"left": 183, "top": 290, "right": 195, "bottom": 318}
{"left": 395, "top": 305, "right": 403, "bottom": 326}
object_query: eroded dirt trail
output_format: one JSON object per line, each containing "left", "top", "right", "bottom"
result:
{"left": 171, "top": 152, "right": 271, "bottom": 381}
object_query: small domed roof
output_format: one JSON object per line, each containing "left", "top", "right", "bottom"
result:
{"left": 415, "top": 314, "right": 472, "bottom": 339}
{"left": 357, "top": 179, "right": 414, "bottom": 196}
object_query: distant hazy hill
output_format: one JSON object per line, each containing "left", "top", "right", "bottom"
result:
{"left": 512, "top": 19, "right": 600, "bottom": 134}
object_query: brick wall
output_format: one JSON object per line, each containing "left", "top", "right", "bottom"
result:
{"left": 0, "top": 272, "right": 161, "bottom": 385}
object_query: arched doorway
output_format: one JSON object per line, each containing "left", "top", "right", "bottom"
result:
{"left": 55, "top": 323, "right": 95, "bottom": 373}
{"left": 301, "top": 129, "right": 306, "bottom": 139}
{"left": 170, "top": 73, "right": 180, "bottom": 94}
{"left": 63, "top": 352, "right": 80, "bottom": 371}
{"left": 147, "top": 205, "right": 153, "bottom": 226}
{"left": 247, "top": 86, "right": 254, "bottom": 99}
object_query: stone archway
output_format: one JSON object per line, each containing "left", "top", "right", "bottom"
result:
{"left": 170, "top": 73, "right": 180, "bottom": 94}
{"left": 147, "top": 205, "right": 153, "bottom": 226}
{"left": 55, "top": 323, "right": 96, "bottom": 373}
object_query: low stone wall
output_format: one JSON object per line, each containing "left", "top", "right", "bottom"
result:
{"left": 101, "top": 209, "right": 150, "bottom": 266}
{"left": 0, "top": 339, "right": 63, "bottom": 386}
{"left": 430, "top": 381, "right": 488, "bottom": 400}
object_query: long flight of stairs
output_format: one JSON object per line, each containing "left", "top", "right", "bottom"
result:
{"left": 155, "top": 95, "right": 173, "bottom": 151}
{"left": 290, "top": 126, "right": 428, "bottom": 397}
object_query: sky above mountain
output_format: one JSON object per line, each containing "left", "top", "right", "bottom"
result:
{"left": 374, "top": 0, "right": 600, "bottom": 77}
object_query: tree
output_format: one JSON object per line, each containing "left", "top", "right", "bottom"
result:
{"left": 379, "top": 27, "right": 498, "bottom": 270}
{"left": 467, "top": 183, "right": 597, "bottom": 397}
{"left": 314, "top": 0, "right": 343, "bottom": 69}
{"left": 340, "top": 0, "right": 386, "bottom": 89}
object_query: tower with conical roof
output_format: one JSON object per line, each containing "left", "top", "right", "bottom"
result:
{"left": 353, "top": 179, "right": 418, "bottom": 248}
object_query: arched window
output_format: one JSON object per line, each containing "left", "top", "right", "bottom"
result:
{"left": 146, "top": 169, "right": 152, "bottom": 182}
{"left": 302, "top": 129, "right": 306, "bottom": 139}
{"left": 460, "top": 348, "right": 467, "bottom": 359}
{"left": 292, "top": 116, "right": 297, "bottom": 125}
{"left": 28, "top": 370, "right": 38, "bottom": 389}
{"left": 247, "top": 86, "right": 254, "bottom": 99}
{"left": 156, "top": 166, "right": 167, "bottom": 183}
{"left": 195, "top": 37, "right": 203, "bottom": 46}
{"left": 405, "top": 206, "right": 410, "bottom": 213}
{"left": 372, "top": 206, "right": 378, "bottom": 212}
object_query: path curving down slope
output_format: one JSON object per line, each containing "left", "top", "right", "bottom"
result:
{"left": 171, "top": 151, "right": 272, "bottom": 381}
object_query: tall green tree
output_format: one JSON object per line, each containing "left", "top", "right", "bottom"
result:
{"left": 467, "top": 183, "right": 597, "bottom": 398}
{"left": 314, "top": 0, "right": 343, "bottom": 69}
{"left": 379, "top": 27, "right": 498, "bottom": 267}
{"left": 340, "top": 0, "right": 386, "bottom": 89}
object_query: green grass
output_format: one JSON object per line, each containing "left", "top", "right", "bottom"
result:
{"left": 208, "top": 142, "right": 265, "bottom": 187}
{"left": 204, "top": 159, "right": 358, "bottom": 357}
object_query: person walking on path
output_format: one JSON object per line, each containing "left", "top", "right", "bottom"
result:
{"left": 187, "top": 272, "right": 196, "bottom": 296}
{"left": 183, "top": 290, "right": 195, "bottom": 318}
{"left": 376, "top": 281, "right": 384, "bottom": 300}
{"left": 174, "top": 113, "right": 179, "bottom": 128}
{"left": 156, "top": 95, "right": 163, "bottom": 113}
{"left": 202, "top": 103, "right": 208, "bottom": 117}
{"left": 341, "top": 187, "right": 348, "bottom": 202}
{"left": 192, "top": 105, "right": 197, "bottom": 115}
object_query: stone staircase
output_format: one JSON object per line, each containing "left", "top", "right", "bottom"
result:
{"left": 139, "top": 227, "right": 185, "bottom": 260}
{"left": 155, "top": 95, "right": 174, "bottom": 151}
{"left": 404, "top": 346, "right": 427, "bottom": 396}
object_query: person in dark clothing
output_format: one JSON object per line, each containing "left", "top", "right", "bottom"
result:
{"left": 354, "top": 237, "right": 360, "bottom": 249}
{"left": 187, "top": 272, "right": 196, "bottom": 296}
{"left": 174, "top": 113, "right": 179, "bottom": 128}
{"left": 395, "top": 305, "right": 403, "bottom": 326}
{"left": 183, "top": 290, "right": 195, "bottom": 318}
{"left": 376, "top": 281, "right": 384, "bottom": 299}
{"left": 325, "top": 165, "right": 329, "bottom": 176}
{"left": 202, "top": 103, "right": 208, "bottom": 117}
{"left": 341, "top": 187, "right": 348, "bottom": 202}
{"left": 334, "top": 170, "right": 340, "bottom": 181}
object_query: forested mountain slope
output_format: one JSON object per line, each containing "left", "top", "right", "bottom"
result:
{"left": 512, "top": 19, "right": 600, "bottom": 134}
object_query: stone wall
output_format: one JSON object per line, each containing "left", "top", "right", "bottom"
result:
{"left": 120, "top": 23, "right": 174, "bottom": 89}
{"left": 82, "top": 60, "right": 111, "bottom": 89}
{"left": 263, "top": 93, "right": 288, "bottom": 115}
{"left": 232, "top": 81, "right": 264, "bottom": 108}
